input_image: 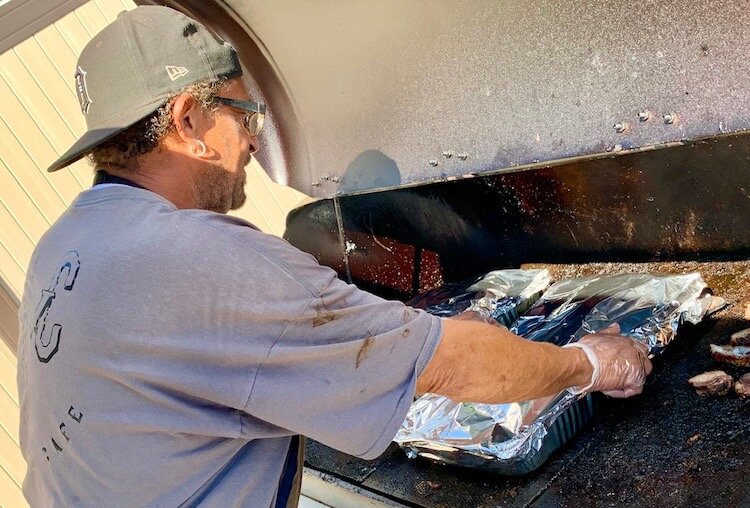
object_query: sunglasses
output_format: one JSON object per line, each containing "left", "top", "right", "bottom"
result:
{"left": 215, "top": 97, "right": 266, "bottom": 136}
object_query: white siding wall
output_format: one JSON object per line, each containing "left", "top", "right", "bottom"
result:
{"left": 0, "top": 1, "right": 307, "bottom": 505}
{"left": 0, "top": 290, "right": 23, "bottom": 508}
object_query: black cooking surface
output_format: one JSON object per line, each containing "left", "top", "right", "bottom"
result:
{"left": 304, "top": 316, "right": 750, "bottom": 507}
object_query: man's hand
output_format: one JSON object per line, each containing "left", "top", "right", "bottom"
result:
{"left": 418, "top": 318, "right": 654, "bottom": 404}
{"left": 565, "top": 323, "right": 653, "bottom": 398}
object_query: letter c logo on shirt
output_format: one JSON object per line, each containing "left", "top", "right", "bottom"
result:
{"left": 33, "top": 251, "right": 80, "bottom": 363}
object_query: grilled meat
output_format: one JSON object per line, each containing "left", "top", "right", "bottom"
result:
{"left": 734, "top": 373, "right": 750, "bottom": 399}
{"left": 710, "top": 344, "right": 750, "bottom": 368}
{"left": 688, "top": 370, "right": 734, "bottom": 396}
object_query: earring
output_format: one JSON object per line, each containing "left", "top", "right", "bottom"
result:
{"left": 192, "top": 140, "right": 207, "bottom": 157}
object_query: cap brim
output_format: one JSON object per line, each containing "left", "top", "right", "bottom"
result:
{"left": 47, "top": 100, "right": 166, "bottom": 172}
{"left": 47, "top": 127, "right": 127, "bottom": 172}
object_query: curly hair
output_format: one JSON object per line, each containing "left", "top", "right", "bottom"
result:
{"left": 88, "top": 79, "right": 226, "bottom": 170}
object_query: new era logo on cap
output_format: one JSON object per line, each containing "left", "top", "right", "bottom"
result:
{"left": 165, "top": 65, "right": 189, "bottom": 81}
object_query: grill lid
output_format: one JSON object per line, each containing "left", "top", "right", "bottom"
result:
{"left": 226, "top": 0, "right": 750, "bottom": 197}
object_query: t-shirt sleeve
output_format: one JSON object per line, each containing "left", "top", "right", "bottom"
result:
{"left": 242, "top": 242, "right": 443, "bottom": 459}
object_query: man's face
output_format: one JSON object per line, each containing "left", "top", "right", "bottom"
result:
{"left": 195, "top": 78, "right": 258, "bottom": 213}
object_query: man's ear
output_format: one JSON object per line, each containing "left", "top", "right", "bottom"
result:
{"left": 170, "top": 93, "right": 206, "bottom": 144}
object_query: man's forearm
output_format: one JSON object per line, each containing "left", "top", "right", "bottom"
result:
{"left": 416, "top": 318, "right": 594, "bottom": 403}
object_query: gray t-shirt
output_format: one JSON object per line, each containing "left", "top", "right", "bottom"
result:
{"left": 17, "top": 185, "right": 442, "bottom": 507}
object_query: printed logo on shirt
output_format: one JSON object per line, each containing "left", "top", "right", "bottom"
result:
{"left": 40, "top": 404, "right": 84, "bottom": 464}
{"left": 32, "top": 251, "right": 81, "bottom": 363}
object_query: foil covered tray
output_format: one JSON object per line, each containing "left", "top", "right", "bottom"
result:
{"left": 407, "top": 268, "right": 551, "bottom": 327}
{"left": 397, "top": 272, "right": 716, "bottom": 474}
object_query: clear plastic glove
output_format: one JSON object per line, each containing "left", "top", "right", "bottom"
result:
{"left": 564, "top": 323, "right": 653, "bottom": 398}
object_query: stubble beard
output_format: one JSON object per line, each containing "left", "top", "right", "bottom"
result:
{"left": 231, "top": 164, "right": 248, "bottom": 210}
{"left": 194, "top": 161, "right": 247, "bottom": 214}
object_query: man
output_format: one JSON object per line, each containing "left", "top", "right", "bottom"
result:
{"left": 18, "top": 6, "right": 651, "bottom": 507}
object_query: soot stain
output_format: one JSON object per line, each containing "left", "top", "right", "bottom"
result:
{"left": 356, "top": 337, "right": 374, "bottom": 368}
{"left": 183, "top": 23, "right": 198, "bottom": 37}
{"left": 313, "top": 311, "right": 336, "bottom": 327}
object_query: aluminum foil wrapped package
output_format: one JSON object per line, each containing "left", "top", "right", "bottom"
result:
{"left": 397, "top": 272, "right": 716, "bottom": 475}
{"left": 511, "top": 273, "right": 712, "bottom": 353}
{"left": 407, "top": 268, "right": 551, "bottom": 327}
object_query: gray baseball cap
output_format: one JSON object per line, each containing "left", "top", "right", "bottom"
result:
{"left": 48, "top": 6, "right": 242, "bottom": 172}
